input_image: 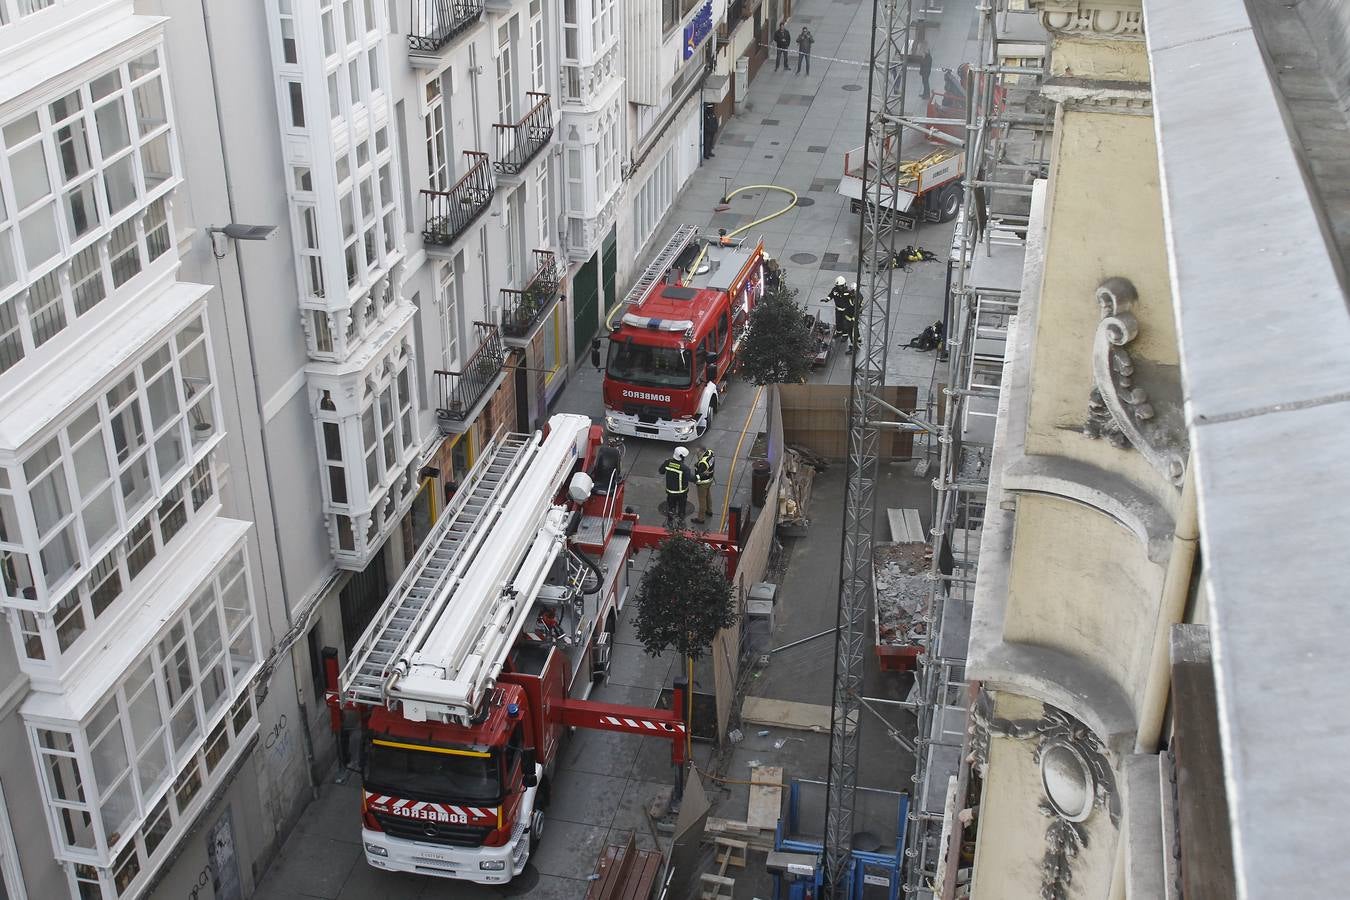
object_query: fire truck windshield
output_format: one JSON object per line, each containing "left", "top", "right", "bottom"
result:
{"left": 606, "top": 341, "right": 691, "bottom": 388}
{"left": 364, "top": 741, "right": 500, "bottom": 803}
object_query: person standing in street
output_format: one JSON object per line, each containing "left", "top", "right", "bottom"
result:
{"left": 829, "top": 276, "right": 852, "bottom": 340}
{"left": 773, "top": 22, "right": 792, "bottom": 71}
{"left": 796, "top": 26, "right": 814, "bottom": 76}
{"left": 692, "top": 446, "right": 716, "bottom": 525}
{"left": 917, "top": 37, "right": 933, "bottom": 98}
{"left": 702, "top": 103, "right": 719, "bottom": 159}
{"left": 660, "top": 446, "right": 693, "bottom": 523}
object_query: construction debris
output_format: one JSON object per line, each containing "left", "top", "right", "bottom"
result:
{"left": 777, "top": 448, "right": 819, "bottom": 531}
{"left": 873, "top": 542, "right": 932, "bottom": 671}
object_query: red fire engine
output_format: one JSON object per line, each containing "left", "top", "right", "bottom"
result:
{"left": 600, "top": 224, "right": 765, "bottom": 442}
{"left": 325, "top": 414, "right": 738, "bottom": 883}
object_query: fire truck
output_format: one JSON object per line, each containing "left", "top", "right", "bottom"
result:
{"left": 601, "top": 224, "right": 766, "bottom": 441}
{"left": 326, "top": 413, "right": 739, "bottom": 883}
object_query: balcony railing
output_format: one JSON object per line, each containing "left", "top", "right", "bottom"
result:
{"left": 408, "top": 0, "right": 483, "bottom": 53}
{"left": 435, "top": 322, "right": 505, "bottom": 423}
{"left": 422, "top": 151, "right": 494, "bottom": 247}
{"left": 501, "top": 250, "right": 561, "bottom": 340}
{"left": 493, "top": 93, "right": 554, "bottom": 176}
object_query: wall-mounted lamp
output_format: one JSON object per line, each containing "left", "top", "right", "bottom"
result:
{"left": 209, "top": 223, "right": 277, "bottom": 259}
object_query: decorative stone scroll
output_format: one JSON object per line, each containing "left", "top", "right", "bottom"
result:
{"left": 1033, "top": 0, "right": 1144, "bottom": 40}
{"left": 1082, "top": 277, "right": 1188, "bottom": 488}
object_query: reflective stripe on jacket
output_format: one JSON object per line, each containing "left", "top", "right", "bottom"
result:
{"left": 694, "top": 451, "right": 715, "bottom": 485}
{"left": 663, "top": 460, "right": 689, "bottom": 494}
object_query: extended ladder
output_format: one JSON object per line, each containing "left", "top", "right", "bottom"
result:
{"left": 622, "top": 224, "right": 699, "bottom": 307}
{"left": 340, "top": 433, "right": 534, "bottom": 706}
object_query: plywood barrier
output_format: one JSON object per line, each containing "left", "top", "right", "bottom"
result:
{"left": 779, "top": 383, "right": 919, "bottom": 460}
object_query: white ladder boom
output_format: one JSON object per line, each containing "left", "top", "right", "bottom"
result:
{"left": 622, "top": 223, "right": 699, "bottom": 307}
{"left": 340, "top": 432, "right": 535, "bottom": 707}
{"left": 341, "top": 413, "right": 594, "bottom": 723}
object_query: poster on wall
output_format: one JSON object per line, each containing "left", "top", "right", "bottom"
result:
{"left": 683, "top": 0, "right": 714, "bottom": 59}
{"left": 207, "top": 809, "right": 242, "bottom": 900}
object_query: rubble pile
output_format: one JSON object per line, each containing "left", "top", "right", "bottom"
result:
{"left": 873, "top": 542, "right": 932, "bottom": 647}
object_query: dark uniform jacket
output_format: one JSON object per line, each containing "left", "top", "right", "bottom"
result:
{"left": 661, "top": 458, "right": 691, "bottom": 495}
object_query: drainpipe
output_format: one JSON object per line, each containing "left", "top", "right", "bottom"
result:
{"left": 1134, "top": 451, "right": 1199, "bottom": 752}
{"left": 198, "top": 0, "right": 321, "bottom": 800}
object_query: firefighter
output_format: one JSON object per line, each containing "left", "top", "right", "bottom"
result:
{"left": 660, "top": 446, "right": 693, "bottom": 522}
{"left": 829, "top": 276, "right": 852, "bottom": 340}
{"left": 692, "top": 445, "right": 716, "bottom": 525}
{"left": 536, "top": 606, "right": 564, "bottom": 641}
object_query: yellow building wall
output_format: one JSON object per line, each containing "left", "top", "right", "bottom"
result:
{"left": 971, "top": 694, "right": 1119, "bottom": 900}
{"left": 1003, "top": 494, "right": 1164, "bottom": 715}
{"left": 1024, "top": 102, "right": 1178, "bottom": 513}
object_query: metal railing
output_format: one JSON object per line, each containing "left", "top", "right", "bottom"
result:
{"left": 434, "top": 322, "right": 505, "bottom": 422}
{"left": 500, "top": 250, "right": 560, "bottom": 339}
{"left": 421, "top": 151, "right": 494, "bottom": 247}
{"left": 407, "top": 0, "right": 483, "bottom": 53}
{"left": 492, "top": 93, "right": 553, "bottom": 175}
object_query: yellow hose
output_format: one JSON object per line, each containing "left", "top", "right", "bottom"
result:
{"left": 603, "top": 184, "right": 800, "bottom": 330}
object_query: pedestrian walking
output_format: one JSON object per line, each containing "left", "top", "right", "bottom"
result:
{"left": 660, "top": 446, "right": 693, "bottom": 523}
{"left": 773, "top": 22, "right": 792, "bottom": 71}
{"left": 917, "top": 38, "right": 933, "bottom": 98}
{"left": 796, "top": 26, "right": 814, "bottom": 76}
{"left": 702, "top": 103, "right": 718, "bottom": 159}
{"left": 692, "top": 446, "right": 716, "bottom": 525}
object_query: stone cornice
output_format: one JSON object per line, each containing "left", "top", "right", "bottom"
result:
{"left": 1030, "top": 0, "right": 1144, "bottom": 41}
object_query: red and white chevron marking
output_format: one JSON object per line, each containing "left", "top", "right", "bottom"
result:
{"left": 597, "top": 715, "right": 686, "bottom": 734}
{"left": 365, "top": 793, "right": 496, "bottom": 825}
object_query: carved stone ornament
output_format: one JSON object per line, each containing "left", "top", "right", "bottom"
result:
{"left": 1082, "top": 277, "right": 1188, "bottom": 487}
{"left": 972, "top": 695, "right": 1119, "bottom": 900}
{"left": 1033, "top": 0, "right": 1144, "bottom": 40}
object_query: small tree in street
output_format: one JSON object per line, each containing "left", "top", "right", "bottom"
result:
{"left": 632, "top": 531, "right": 736, "bottom": 661}
{"left": 738, "top": 272, "right": 815, "bottom": 386}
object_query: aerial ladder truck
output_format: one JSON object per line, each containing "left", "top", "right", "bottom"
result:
{"left": 323, "top": 413, "right": 739, "bottom": 884}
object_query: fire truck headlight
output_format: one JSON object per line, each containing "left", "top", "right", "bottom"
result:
{"left": 605, "top": 415, "right": 618, "bottom": 430}
{"left": 675, "top": 421, "right": 695, "bottom": 438}
{"left": 365, "top": 843, "right": 389, "bottom": 857}
{"left": 480, "top": 860, "right": 507, "bottom": 871}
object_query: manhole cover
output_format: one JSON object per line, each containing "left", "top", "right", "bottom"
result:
{"left": 843, "top": 83, "right": 863, "bottom": 92}
{"left": 764, "top": 154, "right": 775, "bottom": 159}
{"left": 795, "top": 197, "right": 816, "bottom": 207}
{"left": 771, "top": 141, "right": 780, "bottom": 146}
{"left": 790, "top": 253, "right": 818, "bottom": 264}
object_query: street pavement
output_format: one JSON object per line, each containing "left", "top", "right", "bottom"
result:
{"left": 252, "top": 0, "right": 985, "bottom": 896}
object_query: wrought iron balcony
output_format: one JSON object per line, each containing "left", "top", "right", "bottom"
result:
{"left": 435, "top": 322, "right": 505, "bottom": 424}
{"left": 500, "top": 250, "right": 561, "bottom": 341}
{"left": 408, "top": 0, "right": 483, "bottom": 54}
{"left": 422, "top": 151, "right": 494, "bottom": 248}
{"left": 493, "top": 93, "right": 554, "bottom": 176}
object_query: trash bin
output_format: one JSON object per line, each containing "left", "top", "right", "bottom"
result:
{"left": 751, "top": 460, "right": 771, "bottom": 507}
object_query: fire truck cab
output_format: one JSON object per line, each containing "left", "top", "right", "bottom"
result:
{"left": 602, "top": 225, "right": 765, "bottom": 442}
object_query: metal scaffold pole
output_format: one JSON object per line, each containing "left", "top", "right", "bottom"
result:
{"left": 823, "top": 0, "right": 914, "bottom": 896}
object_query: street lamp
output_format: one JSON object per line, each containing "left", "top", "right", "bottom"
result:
{"left": 208, "top": 222, "right": 277, "bottom": 258}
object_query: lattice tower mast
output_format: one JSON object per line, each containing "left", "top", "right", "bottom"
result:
{"left": 823, "top": 0, "right": 915, "bottom": 895}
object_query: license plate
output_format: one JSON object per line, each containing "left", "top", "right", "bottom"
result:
{"left": 415, "top": 849, "right": 458, "bottom": 863}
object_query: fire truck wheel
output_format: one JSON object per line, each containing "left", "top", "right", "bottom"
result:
{"left": 529, "top": 809, "right": 545, "bottom": 853}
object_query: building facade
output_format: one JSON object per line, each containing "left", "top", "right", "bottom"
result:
{"left": 946, "top": 0, "right": 1350, "bottom": 896}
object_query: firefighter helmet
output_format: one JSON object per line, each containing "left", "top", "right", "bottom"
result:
{"left": 835, "top": 276, "right": 847, "bottom": 287}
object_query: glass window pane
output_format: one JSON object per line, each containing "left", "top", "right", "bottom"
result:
{"left": 82, "top": 487, "right": 118, "bottom": 550}
{"left": 229, "top": 627, "right": 256, "bottom": 681}
{"left": 123, "top": 517, "right": 154, "bottom": 579}
{"left": 73, "top": 433, "right": 112, "bottom": 496}
{"left": 201, "top": 662, "right": 227, "bottom": 717}
{"left": 54, "top": 116, "right": 93, "bottom": 183}
{"left": 63, "top": 178, "right": 101, "bottom": 240}
{"left": 40, "top": 523, "right": 79, "bottom": 584}
{"left": 132, "top": 78, "right": 167, "bottom": 135}
{"left": 90, "top": 702, "right": 130, "bottom": 787}
{"left": 100, "top": 776, "right": 136, "bottom": 845}
{"left": 91, "top": 70, "right": 122, "bottom": 101}
{"left": 19, "top": 202, "right": 60, "bottom": 265}
{"left": 26, "top": 268, "right": 67, "bottom": 347}
{"left": 110, "top": 401, "right": 147, "bottom": 464}
{"left": 142, "top": 796, "right": 170, "bottom": 855}
{"left": 145, "top": 370, "right": 179, "bottom": 430}
{"left": 105, "top": 154, "right": 137, "bottom": 213}
{"left": 88, "top": 553, "right": 121, "bottom": 617}
{"left": 109, "top": 217, "right": 142, "bottom": 287}
{"left": 169, "top": 700, "right": 198, "bottom": 753}
{"left": 141, "top": 133, "right": 172, "bottom": 190}
{"left": 129, "top": 50, "right": 159, "bottom": 80}
{"left": 0, "top": 231, "right": 16, "bottom": 292}
{"left": 10, "top": 140, "right": 50, "bottom": 208}
{"left": 154, "top": 429, "right": 185, "bottom": 482}
{"left": 29, "top": 466, "right": 72, "bottom": 535}
{"left": 55, "top": 590, "right": 86, "bottom": 652}
{"left": 95, "top": 99, "right": 131, "bottom": 156}
{"left": 3, "top": 113, "right": 39, "bottom": 148}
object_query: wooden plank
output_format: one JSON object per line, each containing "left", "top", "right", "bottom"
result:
{"left": 1169, "top": 625, "right": 1235, "bottom": 900}
{"left": 746, "top": 766, "right": 783, "bottom": 830}
{"left": 887, "top": 508, "right": 924, "bottom": 542}
{"left": 904, "top": 508, "right": 924, "bottom": 542}
{"left": 741, "top": 696, "right": 832, "bottom": 732}
{"left": 703, "top": 818, "right": 776, "bottom": 852}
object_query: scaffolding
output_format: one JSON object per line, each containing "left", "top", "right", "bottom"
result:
{"left": 901, "top": 2, "right": 1050, "bottom": 896}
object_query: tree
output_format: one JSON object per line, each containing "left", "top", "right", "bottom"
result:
{"left": 632, "top": 531, "right": 736, "bottom": 661}
{"left": 738, "top": 269, "right": 816, "bottom": 386}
